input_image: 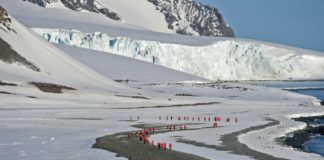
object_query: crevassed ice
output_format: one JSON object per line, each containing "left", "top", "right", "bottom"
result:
{"left": 32, "top": 28, "right": 324, "bottom": 81}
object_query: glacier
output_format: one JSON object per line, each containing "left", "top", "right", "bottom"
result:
{"left": 33, "top": 28, "right": 324, "bottom": 81}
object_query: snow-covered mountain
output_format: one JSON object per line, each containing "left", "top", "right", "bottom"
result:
{"left": 0, "top": 7, "right": 126, "bottom": 91}
{"left": 2, "top": 2, "right": 324, "bottom": 160}
{"left": 1, "top": 0, "right": 324, "bottom": 81}
{"left": 147, "top": 0, "right": 234, "bottom": 37}
{"left": 21, "top": 0, "right": 234, "bottom": 37}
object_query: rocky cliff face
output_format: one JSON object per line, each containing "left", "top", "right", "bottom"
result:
{"left": 0, "top": 6, "right": 13, "bottom": 31}
{"left": 147, "top": 0, "right": 234, "bottom": 37}
{"left": 23, "top": 0, "right": 122, "bottom": 21}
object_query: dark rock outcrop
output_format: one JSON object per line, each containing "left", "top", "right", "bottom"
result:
{"left": 23, "top": 0, "right": 122, "bottom": 21}
{"left": 0, "top": 37, "right": 40, "bottom": 72}
{"left": 148, "top": 0, "right": 235, "bottom": 37}
{"left": 0, "top": 6, "right": 13, "bottom": 31}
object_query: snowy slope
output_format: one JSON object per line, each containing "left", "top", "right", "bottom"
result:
{"left": 2, "top": 0, "right": 323, "bottom": 81}
{"left": 96, "top": 0, "right": 172, "bottom": 34}
{"left": 1, "top": 2, "right": 324, "bottom": 160}
{"left": 58, "top": 45, "right": 206, "bottom": 83}
{"left": 33, "top": 28, "right": 324, "bottom": 81}
{"left": 0, "top": 12, "right": 126, "bottom": 92}
{"left": 16, "top": 0, "right": 234, "bottom": 36}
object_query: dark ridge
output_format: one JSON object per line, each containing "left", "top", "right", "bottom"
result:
{"left": 174, "top": 93, "right": 197, "bottom": 97}
{"left": 0, "top": 91, "right": 12, "bottom": 95}
{"left": 113, "top": 101, "right": 220, "bottom": 109}
{"left": 115, "top": 95, "right": 150, "bottom": 100}
{"left": 0, "top": 90, "right": 38, "bottom": 99}
{"left": 0, "top": 37, "right": 40, "bottom": 72}
{"left": 29, "top": 82, "right": 76, "bottom": 93}
{"left": 0, "top": 81, "right": 17, "bottom": 86}
{"left": 23, "top": 0, "right": 122, "bottom": 21}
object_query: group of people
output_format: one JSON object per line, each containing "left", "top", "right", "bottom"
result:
{"left": 166, "top": 124, "right": 187, "bottom": 131}
{"left": 159, "top": 115, "right": 238, "bottom": 124}
{"left": 159, "top": 115, "right": 225, "bottom": 122}
{"left": 127, "top": 126, "right": 178, "bottom": 151}
{"left": 126, "top": 116, "right": 239, "bottom": 153}
{"left": 157, "top": 142, "right": 172, "bottom": 150}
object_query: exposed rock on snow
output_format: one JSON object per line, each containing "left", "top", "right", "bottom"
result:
{"left": 0, "top": 37, "right": 40, "bottom": 71}
{"left": 33, "top": 28, "right": 324, "bottom": 81}
{"left": 29, "top": 82, "right": 76, "bottom": 93}
{"left": 0, "top": 6, "right": 13, "bottom": 31}
{"left": 23, "top": 0, "right": 122, "bottom": 21}
{"left": 147, "top": 0, "right": 234, "bottom": 37}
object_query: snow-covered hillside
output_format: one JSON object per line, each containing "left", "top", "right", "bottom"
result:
{"left": 0, "top": 9, "right": 126, "bottom": 92}
{"left": 20, "top": 0, "right": 233, "bottom": 37}
{"left": 58, "top": 45, "right": 206, "bottom": 83}
{"left": 33, "top": 28, "right": 324, "bottom": 81}
{"left": 1, "top": 1, "right": 324, "bottom": 160}
{"left": 2, "top": 0, "right": 324, "bottom": 81}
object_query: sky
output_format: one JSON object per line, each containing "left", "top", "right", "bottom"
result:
{"left": 197, "top": 0, "right": 324, "bottom": 53}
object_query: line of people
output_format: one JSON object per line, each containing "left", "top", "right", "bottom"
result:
{"left": 127, "top": 125, "right": 182, "bottom": 151}
{"left": 159, "top": 115, "right": 238, "bottom": 124}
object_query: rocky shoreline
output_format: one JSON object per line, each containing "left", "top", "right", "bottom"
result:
{"left": 278, "top": 116, "right": 324, "bottom": 155}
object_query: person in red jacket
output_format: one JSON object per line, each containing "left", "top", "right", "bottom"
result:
{"left": 128, "top": 132, "right": 131, "bottom": 139}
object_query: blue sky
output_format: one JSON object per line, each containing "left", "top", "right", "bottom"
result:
{"left": 197, "top": 0, "right": 324, "bottom": 52}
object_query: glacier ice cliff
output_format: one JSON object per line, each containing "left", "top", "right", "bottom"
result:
{"left": 33, "top": 28, "right": 324, "bottom": 81}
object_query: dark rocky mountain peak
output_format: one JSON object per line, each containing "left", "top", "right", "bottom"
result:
{"left": 148, "top": 0, "right": 234, "bottom": 37}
